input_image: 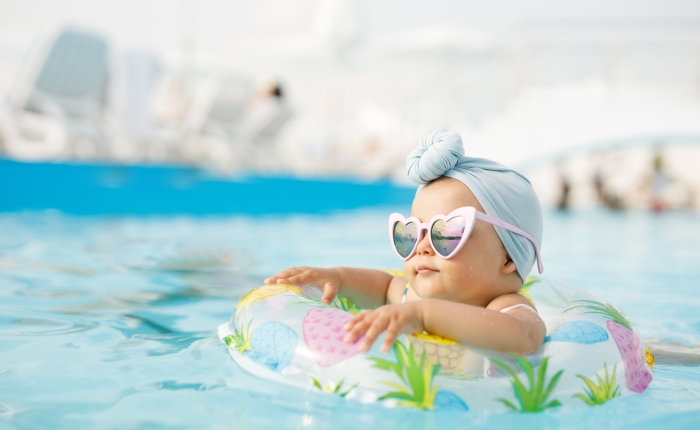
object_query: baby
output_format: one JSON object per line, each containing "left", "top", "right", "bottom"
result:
{"left": 265, "top": 129, "right": 546, "bottom": 356}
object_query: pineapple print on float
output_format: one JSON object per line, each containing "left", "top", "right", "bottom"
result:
{"left": 408, "top": 333, "right": 467, "bottom": 370}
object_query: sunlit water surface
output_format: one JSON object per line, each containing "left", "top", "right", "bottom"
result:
{"left": 1, "top": 208, "right": 699, "bottom": 429}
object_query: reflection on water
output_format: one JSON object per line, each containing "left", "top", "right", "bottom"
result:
{"left": 20, "top": 321, "right": 99, "bottom": 337}
{"left": 0, "top": 209, "right": 699, "bottom": 428}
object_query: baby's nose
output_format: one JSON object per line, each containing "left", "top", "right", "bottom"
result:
{"left": 415, "top": 232, "right": 433, "bottom": 255}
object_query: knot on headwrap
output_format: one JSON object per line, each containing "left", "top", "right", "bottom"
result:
{"left": 406, "top": 129, "right": 465, "bottom": 184}
{"left": 406, "top": 129, "right": 544, "bottom": 282}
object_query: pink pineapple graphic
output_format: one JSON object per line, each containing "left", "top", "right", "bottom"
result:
{"left": 568, "top": 300, "right": 652, "bottom": 393}
{"left": 303, "top": 308, "right": 363, "bottom": 367}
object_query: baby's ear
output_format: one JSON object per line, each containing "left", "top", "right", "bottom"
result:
{"left": 501, "top": 254, "right": 518, "bottom": 275}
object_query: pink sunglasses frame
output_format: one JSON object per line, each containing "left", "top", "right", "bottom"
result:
{"left": 388, "top": 206, "right": 544, "bottom": 273}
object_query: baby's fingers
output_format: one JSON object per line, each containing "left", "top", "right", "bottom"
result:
{"left": 343, "top": 312, "right": 370, "bottom": 344}
{"left": 358, "top": 316, "right": 389, "bottom": 352}
{"left": 381, "top": 320, "right": 400, "bottom": 354}
{"left": 266, "top": 268, "right": 311, "bottom": 285}
{"left": 264, "top": 267, "right": 300, "bottom": 284}
{"left": 321, "top": 282, "right": 339, "bottom": 304}
{"left": 276, "top": 273, "right": 309, "bottom": 286}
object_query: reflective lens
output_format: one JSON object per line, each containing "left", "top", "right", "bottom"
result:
{"left": 431, "top": 217, "right": 466, "bottom": 257}
{"left": 393, "top": 221, "right": 419, "bottom": 258}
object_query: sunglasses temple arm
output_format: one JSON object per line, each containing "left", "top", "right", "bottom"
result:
{"left": 475, "top": 212, "right": 544, "bottom": 274}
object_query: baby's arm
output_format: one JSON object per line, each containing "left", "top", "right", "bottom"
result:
{"left": 420, "top": 295, "right": 545, "bottom": 353}
{"left": 344, "top": 294, "right": 545, "bottom": 354}
{"left": 265, "top": 267, "right": 407, "bottom": 309}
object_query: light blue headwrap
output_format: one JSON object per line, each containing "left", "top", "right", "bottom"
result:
{"left": 406, "top": 129, "right": 543, "bottom": 281}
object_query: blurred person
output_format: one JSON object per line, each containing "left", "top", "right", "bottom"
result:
{"left": 593, "top": 162, "right": 604, "bottom": 203}
{"left": 647, "top": 151, "right": 672, "bottom": 212}
{"left": 592, "top": 153, "right": 626, "bottom": 211}
{"left": 640, "top": 149, "right": 693, "bottom": 213}
{"left": 555, "top": 160, "right": 571, "bottom": 211}
{"left": 177, "top": 74, "right": 290, "bottom": 171}
{"left": 229, "top": 76, "right": 292, "bottom": 169}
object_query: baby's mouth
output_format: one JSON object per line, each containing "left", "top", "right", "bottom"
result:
{"left": 417, "top": 265, "right": 438, "bottom": 274}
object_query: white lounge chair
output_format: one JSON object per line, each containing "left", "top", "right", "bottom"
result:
{"left": 2, "top": 27, "right": 110, "bottom": 160}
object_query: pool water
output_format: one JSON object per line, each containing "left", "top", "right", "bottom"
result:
{"left": 1, "top": 208, "right": 699, "bottom": 429}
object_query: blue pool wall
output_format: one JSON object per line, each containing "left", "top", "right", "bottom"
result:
{"left": 0, "top": 158, "right": 417, "bottom": 215}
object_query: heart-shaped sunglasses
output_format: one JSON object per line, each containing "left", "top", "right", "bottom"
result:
{"left": 388, "top": 206, "right": 544, "bottom": 273}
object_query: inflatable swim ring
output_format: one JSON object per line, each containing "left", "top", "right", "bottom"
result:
{"left": 218, "top": 276, "right": 654, "bottom": 412}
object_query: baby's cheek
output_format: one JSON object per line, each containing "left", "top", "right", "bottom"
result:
{"left": 403, "top": 263, "right": 416, "bottom": 284}
{"left": 439, "top": 263, "right": 479, "bottom": 300}
{"left": 440, "top": 260, "right": 471, "bottom": 284}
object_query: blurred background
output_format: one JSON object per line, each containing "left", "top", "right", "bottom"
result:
{"left": 1, "top": 0, "right": 700, "bottom": 211}
{"left": 2, "top": 2, "right": 700, "bottom": 428}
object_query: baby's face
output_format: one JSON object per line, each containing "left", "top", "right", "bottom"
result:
{"left": 404, "top": 177, "right": 517, "bottom": 307}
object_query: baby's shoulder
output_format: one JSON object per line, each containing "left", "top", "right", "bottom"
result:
{"left": 486, "top": 292, "right": 536, "bottom": 313}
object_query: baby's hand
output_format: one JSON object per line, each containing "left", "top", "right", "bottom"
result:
{"left": 343, "top": 303, "right": 424, "bottom": 354}
{"left": 264, "top": 266, "right": 341, "bottom": 304}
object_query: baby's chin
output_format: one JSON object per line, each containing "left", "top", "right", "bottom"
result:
{"left": 412, "top": 280, "right": 478, "bottom": 305}
{"left": 411, "top": 280, "right": 449, "bottom": 300}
